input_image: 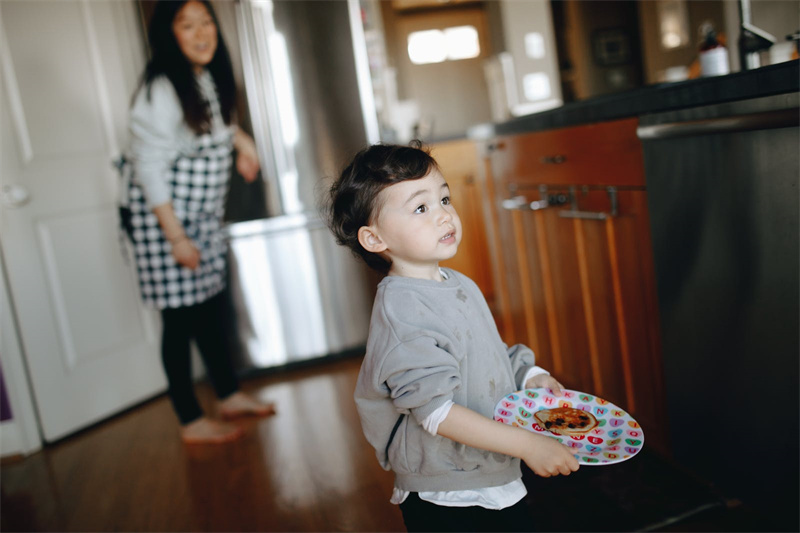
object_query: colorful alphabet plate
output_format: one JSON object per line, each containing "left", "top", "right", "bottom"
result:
{"left": 493, "top": 388, "right": 644, "bottom": 465}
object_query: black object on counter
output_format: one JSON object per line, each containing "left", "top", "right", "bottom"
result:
{"left": 472, "top": 60, "right": 799, "bottom": 138}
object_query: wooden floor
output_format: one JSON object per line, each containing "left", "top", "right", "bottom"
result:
{"left": 1, "top": 356, "right": 404, "bottom": 532}
{"left": 0, "top": 355, "right": 774, "bottom": 532}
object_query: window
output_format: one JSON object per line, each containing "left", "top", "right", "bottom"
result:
{"left": 524, "top": 32, "right": 545, "bottom": 59}
{"left": 407, "top": 25, "right": 480, "bottom": 65}
{"left": 657, "top": 0, "right": 690, "bottom": 50}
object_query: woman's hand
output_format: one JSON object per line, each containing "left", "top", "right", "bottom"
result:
{"left": 171, "top": 237, "right": 200, "bottom": 270}
{"left": 153, "top": 203, "right": 199, "bottom": 269}
{"left": 152, "top": 203, "right": 200, "bottom": 269}
{"left": 234, "top": 129, "right": 260, "bottom": 183}
{"left": 525, "top": 373, "right": 566, "bottom": 396}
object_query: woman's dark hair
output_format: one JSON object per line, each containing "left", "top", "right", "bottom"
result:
{"left": 140, "top": 0, "right": 236, "bottom": 134}
{"left": 326, "top": 140, "right": 438, "bottom": 273}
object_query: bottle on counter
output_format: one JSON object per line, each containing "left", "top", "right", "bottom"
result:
{"left": 788, "top": 31, "right": 800, "bottom": 60}
{"left": 698, "top": 21, "right": 730, "bottom": 77}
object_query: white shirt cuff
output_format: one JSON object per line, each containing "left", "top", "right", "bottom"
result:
{"left": 522, "top": 365, "right": 550, "bottom": 388}
{"left": 421, "top": 400, "right": 454, "bottom": 435}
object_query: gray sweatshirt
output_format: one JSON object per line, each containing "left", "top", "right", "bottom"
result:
{"left": 354, "top": 268, "right": 536, "bottom": 492}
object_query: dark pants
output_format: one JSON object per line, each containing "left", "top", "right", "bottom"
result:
{"left": 160, "top": 293, "right": 239, "bottom": 425}
{"left": 399, "top": 492, "right": 534, "bottom": 532}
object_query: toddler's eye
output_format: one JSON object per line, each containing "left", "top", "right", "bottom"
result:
{"left": 441, "top": 196, "right": 451, "bottom": 206}
{"left": 414, "top": 204, "right": 428, "bottom": 214}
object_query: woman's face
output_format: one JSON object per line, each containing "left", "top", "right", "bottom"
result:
{"left": 172, "top": 1, "right": 218, "bottom": 73}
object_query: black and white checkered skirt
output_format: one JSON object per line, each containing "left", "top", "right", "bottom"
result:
{"left": 124, "top": 134, "right": 233, "bottom": 309}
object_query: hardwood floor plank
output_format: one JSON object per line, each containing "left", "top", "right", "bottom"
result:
{"left": 1, "top": 356, "right": 404, "bottom": 532}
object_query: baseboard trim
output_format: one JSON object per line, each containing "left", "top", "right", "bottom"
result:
{"left": 1, "top": 419, "right": 25, "bottom": 457}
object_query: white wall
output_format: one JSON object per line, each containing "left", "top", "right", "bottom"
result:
{"left": 499, "top": 0, "right": 562, "bottom": 115}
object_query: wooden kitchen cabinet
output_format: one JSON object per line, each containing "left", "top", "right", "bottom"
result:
{"left": 391, "top": 0, "right": 480, "bottom": 10}
{"left": 478, "top": 118, "right": 669, "bottom": 453}
{"left": 432, "top": 139, "right": 496, "bottom": 313}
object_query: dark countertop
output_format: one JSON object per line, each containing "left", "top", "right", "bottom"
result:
{"left": 469, "top": 60, "right": 798, "bottom": 139}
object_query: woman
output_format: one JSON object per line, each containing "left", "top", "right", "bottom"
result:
{"left": 121, "top": 0, "right": 274, "bottom": 443}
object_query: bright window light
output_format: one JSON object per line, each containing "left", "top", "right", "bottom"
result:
{"left": 523, "top": 72, "right": 551, "bottom": 101}
{"left": 407, "top": 25, "right": 480, "bottom": 65}
{"left": 445, "top": 26, "right": 480, "bottom": 60}
{"left": 525, "top": 32, "right": 545, "bottom": 59}
{"left": 408, "top": 30, "right": 447, "bottom": 65}
{"left": 268, "top": 32, "right": 299, "bottom": 146}
{"left": 657, "top": 0, "right": 689, "bottom": 50}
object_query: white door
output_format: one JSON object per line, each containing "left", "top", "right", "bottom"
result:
{"left": 0, "top": 0, "right": 166, "bottom": 442}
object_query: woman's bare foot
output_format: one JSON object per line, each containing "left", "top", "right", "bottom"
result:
{"left": 180, "top": 417, "right": 243, "bottom": 444}
{"left": 218, "top": 391, "right": 276, "bottom": 420}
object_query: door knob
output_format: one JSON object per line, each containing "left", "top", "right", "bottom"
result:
{"left": 1, "top": 184, "right": 31, "bottom": 208}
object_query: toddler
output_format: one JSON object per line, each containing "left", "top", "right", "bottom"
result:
{"left": 326, "top": 142, "right": 579, "bottom": 532}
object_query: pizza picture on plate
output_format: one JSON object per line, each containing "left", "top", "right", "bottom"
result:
{"left": 533, "top": 406, "right": 599, "bottom": 436}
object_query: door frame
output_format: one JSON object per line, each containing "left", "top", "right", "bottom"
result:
{"left": 0, "top": 251, "right": 42, "bottom": 456}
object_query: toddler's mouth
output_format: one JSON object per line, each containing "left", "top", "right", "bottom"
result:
{"left": 440, "top": 232, "right": 455, "bottom": 242}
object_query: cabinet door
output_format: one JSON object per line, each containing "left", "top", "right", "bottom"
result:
{"left": 493, "top": 185, "right": 667, "bottom": 452}
{"left": 434, "top": 140, "right": 495, "bottom": 307}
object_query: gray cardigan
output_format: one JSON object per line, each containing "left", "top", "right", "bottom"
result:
{"left": 354, "top": 268, "right": 535, "bottom": 492}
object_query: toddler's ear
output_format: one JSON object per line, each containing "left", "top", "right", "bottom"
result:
{"left": 358, "top": 226, "right": 387, "bottom": 253}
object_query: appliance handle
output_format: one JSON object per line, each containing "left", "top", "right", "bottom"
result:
{"left": 637, "top": 109, "right": 799, "bottom": 140}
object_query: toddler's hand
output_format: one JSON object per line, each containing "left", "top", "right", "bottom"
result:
{"left": 523, "top": 432, "right": 580, "bottom": 478}
{"left": 525, "top": 373, "right": 566, "bottom": 396}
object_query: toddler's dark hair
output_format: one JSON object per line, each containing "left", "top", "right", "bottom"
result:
{"left": 326, "top": 140, "right": 438, "bottom": 273}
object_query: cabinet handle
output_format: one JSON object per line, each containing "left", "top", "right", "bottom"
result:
{"left": 559, "top": 210, "right": 609, "bottom": 220}
{"left": 559, "top": 186, "right": 618, "bottom": 219}
{"left": 540, "top": 155, "right": 566, "bottom": 164}
{"left": 502, "top": 185, "right": 571, "bottom": 211}
{"left": 501, "top": 195, "right": 551, "bottom": 211}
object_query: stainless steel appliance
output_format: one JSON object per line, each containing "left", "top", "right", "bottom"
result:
{"left": 212, "top": 0, "right": 379, "bottom": 370}
{"left": 225, "top": 214, "right": 376, "bottom": 370}
{"left": 639, "top": 92, "right": 799, "bottom": 527}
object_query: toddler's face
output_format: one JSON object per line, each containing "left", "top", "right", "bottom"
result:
{"left": 369, "top": 168, "right": 462, "bottom": 279}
